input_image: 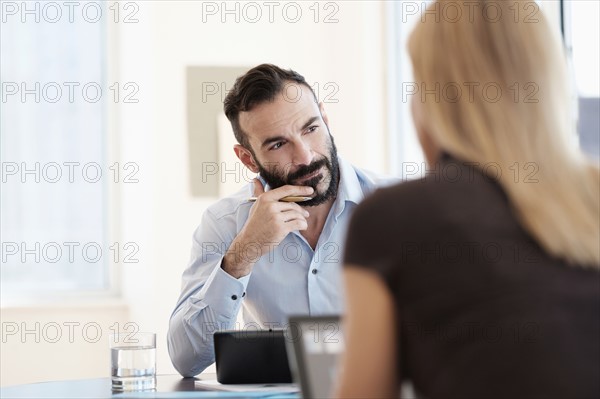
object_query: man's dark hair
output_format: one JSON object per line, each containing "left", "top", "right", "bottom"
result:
{"left": 223, "top": 64, "right": 317, "bottom": 149}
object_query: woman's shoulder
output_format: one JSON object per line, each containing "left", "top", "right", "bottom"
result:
{"left": 352, "top": 155, "right": 511, "bottom": 230}
{"left": 350, "top": 176, "right": 443, "bottom": 235}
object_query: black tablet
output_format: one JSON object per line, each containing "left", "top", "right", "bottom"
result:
{"left": 213, "top": 329, "right": 293, "bottom": 384}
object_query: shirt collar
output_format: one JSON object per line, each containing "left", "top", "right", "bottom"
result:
{"left": 332, "top": 156, "right": 364, "bottom": 219}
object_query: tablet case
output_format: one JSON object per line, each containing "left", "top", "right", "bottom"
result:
{"left": 214, "top": 329, "right": 293, "bottom": 384}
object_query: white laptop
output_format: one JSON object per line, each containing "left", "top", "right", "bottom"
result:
{"left": 285, "top": 315, "right": 343, "bottom": 398}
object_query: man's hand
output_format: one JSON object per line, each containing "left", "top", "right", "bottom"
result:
{"left": 222, "top": 179, "right": 313, "bottom": 278}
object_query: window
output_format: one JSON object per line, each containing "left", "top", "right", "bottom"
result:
{"left": 1, "top": 1, "right": 109, "bottom": 296}
{"left": 563, "top": 0, "right": 600, "bottom": 158}
{"left": 386, "top": 1, "right": 425, "bottom": 177}
{"left": 388, "top": 0, "right": 598, "bottom": 177}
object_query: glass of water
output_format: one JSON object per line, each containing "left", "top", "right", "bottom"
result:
{"left": 110, "top": 332, "right": 156, "bottom": 391}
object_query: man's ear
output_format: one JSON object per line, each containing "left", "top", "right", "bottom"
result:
{"left": 234, "top": 144, "right": 260, "bottom": 173}
{"left": 319, "top": 102, "right": 330, "bottom": 126}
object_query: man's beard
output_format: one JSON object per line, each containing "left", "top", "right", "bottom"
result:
{"left": 255, "top": 135, "right": 340, "bottom": 207}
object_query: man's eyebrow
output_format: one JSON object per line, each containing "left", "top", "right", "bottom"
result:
{"left": 260, "top": 116, "right": 321, "bottom": 149}
{"left": 300, "top": 116, "right": 320, "bottom": 131}
{"left": 261, "top": 135, "right": 286, "bottom": 150}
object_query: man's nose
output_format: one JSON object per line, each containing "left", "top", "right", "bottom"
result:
{"left": 292, "top": 139, "right": 313, "bottom": 166}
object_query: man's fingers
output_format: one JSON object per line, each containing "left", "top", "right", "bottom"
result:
{"left": 280, "top": 209, "right": 309, "bottom": 223}
{"left": 284, "top": 219, "right": 309, "bottom": 231}
{"left": 275, "top": 202, "right": 309, "bottom": 215}
{"left": 278, "top": 210, "right": 309, "bottom": 230}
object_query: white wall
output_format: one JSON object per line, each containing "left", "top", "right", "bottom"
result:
{"left": 0, "top": 301, "right": 129, "bottom": 386}
{"left": 1, "top": 1, "right": 390, "bottom": 386}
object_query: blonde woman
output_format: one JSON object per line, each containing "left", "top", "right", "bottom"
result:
{"left": 336, "top": 1, "right": 600, "bottom": 398}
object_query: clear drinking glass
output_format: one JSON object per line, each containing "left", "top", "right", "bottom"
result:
{"left": 110, "top": 332, "right": 156, "bottom": 391}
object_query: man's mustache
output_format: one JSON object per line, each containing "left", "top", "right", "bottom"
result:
{"left": 287, "top": 158, "right": 328, "bottom": 182}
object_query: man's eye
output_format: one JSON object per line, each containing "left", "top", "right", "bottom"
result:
{"left": 270, "top": 142, "right": 283, "bottom": 150}
{"left": 307, "top": 125, "right": 318, "bottom": 133}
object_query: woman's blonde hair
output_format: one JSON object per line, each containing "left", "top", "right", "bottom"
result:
{"left": 408, "top": 0, "right": 599, "bottom": 268}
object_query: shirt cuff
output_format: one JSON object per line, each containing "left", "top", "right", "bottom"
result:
{"left": 196, "top": 259, "right": 251, "bottom": 319}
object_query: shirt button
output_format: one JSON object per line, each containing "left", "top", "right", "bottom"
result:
{"left": 312, "top": 269, "right": 318, "bottom": 275}
{"left": 231, "top": 295, "right": 238, "bottom": 300}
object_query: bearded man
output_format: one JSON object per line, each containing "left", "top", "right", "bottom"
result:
{"left": 167, "top": 64, "right": 393, "bottom": 377}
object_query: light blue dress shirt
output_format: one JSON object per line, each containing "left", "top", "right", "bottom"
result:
{"left": 167, "top": 157, "right": 394, "bottom": 376}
